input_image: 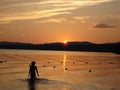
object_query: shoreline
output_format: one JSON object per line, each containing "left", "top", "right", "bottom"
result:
{"left": 0, "top": 48, "right": 119, "bottom": 55}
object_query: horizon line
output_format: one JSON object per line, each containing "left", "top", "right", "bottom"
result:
{"left": 0, "top": 40, "right": 120, "bottom": 44}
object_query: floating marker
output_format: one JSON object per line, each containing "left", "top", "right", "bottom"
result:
{"left": 73, "top": 62, "right": 75, "bottom": 64}
{"left": 43, "top": 65, "right": 46, "bottom": 67}
{"left": 89, "top": 70, "right": 92, "bottom": 72}
{"left": 48, "top": 62, "right": 50, "bottom": 63}
{"left": 0, "top": 61, "right": 3, "bottom": 63}
{"left": 53, "top": 66, "right": 56, "bottom": 68}
{"left": 65, "top": 68, "right": 68, "bottom": 70}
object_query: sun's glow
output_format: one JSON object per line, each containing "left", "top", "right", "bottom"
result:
{"left": 63, "top": 41, "right": 67, "bottom": 44}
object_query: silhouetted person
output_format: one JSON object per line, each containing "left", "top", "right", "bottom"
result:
{"left": 28, "top": 61, "right": 39, "bottom": 82}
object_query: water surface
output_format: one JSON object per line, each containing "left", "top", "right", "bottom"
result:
{"left": 0, "top": 49, "right": 120, "bottom": 90}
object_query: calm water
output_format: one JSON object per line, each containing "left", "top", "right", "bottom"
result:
{"left": 0, "top": 49, "right": 120, "bottom": 90}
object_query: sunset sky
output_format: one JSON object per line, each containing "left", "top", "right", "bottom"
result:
{"left": 0, "top": 0, "right": 120, "bottom": 44}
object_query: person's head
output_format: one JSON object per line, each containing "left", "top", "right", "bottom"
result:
{"left": 31, "top": 61, "right": 36, "bottom": 66}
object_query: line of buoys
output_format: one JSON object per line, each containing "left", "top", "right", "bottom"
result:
{"left": 0, "top": 60, "right": 7, "bottom": 63}
{"left": 40, "top": 61, "right": 114, "bottom": 73}
{"left": 42, "top": 64, "right": 92, "bottom": 73}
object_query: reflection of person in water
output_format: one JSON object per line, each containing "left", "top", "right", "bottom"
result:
{"left": 28, "top": 61, "right": 39, "bottom": 82}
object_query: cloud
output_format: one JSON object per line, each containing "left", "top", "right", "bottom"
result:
{"left": 92, "top": 24, "right": 116, "bottom": 28}
{"left": 74, "top": 16, "right": 90, "bottom": 23}
{"left": 39, "top": 18, "right": 67, "bottom": 23}
{"left": 0, "top": 0, "right": 114, "bottom": 9}
{"left": 0, "top": 9, "right": 71, "bottom": 24}
{"left": 37, "top": 16, "right": 90, "bottom": 24}
{"left": 0, "top": 0, "right": 114, "bottom": 24}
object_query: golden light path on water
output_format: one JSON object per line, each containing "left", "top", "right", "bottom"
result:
{"left": 63, "top": 54, "right": 67, "bottom": 72}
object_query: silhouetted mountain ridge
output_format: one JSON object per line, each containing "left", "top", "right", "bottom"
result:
{"left": 0, "top": 41, "right": 32, "bottom": 45}
{"left": 0, "top": 41, "right": 120, "bottom": 54}
{"left": 67, "top": 41, "right": 95, "bottom": 45}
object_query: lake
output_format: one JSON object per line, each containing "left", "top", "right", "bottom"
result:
{"left": 0, "top": 49, "right": 120, "bottom": 90}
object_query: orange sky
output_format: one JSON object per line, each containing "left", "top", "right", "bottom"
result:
{"left": 0, "top": 0, "right": 120, "bottom": 44}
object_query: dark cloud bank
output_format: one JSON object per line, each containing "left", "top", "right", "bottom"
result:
{"left": 92, "top": 24, "right": 116, "bottom": 28}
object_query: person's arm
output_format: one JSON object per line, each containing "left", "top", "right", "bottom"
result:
{"left": 28, "top": 66, "right": 31, "bottom": 78}
{"left": 35, "top": 66, "right": 39, "bottom": 77}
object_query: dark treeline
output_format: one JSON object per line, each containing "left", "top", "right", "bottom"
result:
{"left": 0, "top": 41, "right": 120, "bottom": 54}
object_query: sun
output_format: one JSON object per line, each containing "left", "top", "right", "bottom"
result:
{"left": 63, "top": 41, "right": 67, "bottom": 44}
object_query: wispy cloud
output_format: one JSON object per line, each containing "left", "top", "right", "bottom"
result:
{"left": 92, "top": 24, "right": 116, "bottom": 28}
{"left": 0, "top": 8, "right": 72, "bottom": 24}
{"left": 0, "top": 0, "right": 114, "bottom": 24}
{"left": 74, "top": 16, "right": 90, "bottom": 23}
{"left": 37, "top": 16, "right": 90, "bottom": 24}
{"left": 39, "top": 18, "right": 67, "bottom": 23}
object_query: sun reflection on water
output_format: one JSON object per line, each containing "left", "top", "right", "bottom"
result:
{"left": 63, "top": 54, "right": 67, "bottom": 72}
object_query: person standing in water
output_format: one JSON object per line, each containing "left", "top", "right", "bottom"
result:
{"left": 28, "top": 61, "right": 39, "bottom": 81}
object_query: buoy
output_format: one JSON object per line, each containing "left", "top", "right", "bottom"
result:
{"left": 53, "top": 66, "right": 56, "bottom": 68}
{"left": 89, "top": 70, "right": 92, "bottom": 72}
{"left": 4, "top": 60, "right": 7, "bottom": 63}
{"left": 48, "top": 62, "right": 50, "bottom": 63}
{"left": 0, "top": 61, "right": 3, "bottom": 63}
{"left": 73, "top": 62, "right": 75, "bottom": 64}
{"left": 43, "top": 65, "right": 46, "bottom": 67}
{"left": 65, "top": 68, "right": 68, "bottom": 70}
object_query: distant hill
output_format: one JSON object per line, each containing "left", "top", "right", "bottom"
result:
{"left": 0, "top": 41, "right": 32, "bottom": 45}
{"left": 67, "top": 41, "right": 95, "bottom": 45}
{"left": 0, "top": 41, "right": 120, "bottom": 54}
